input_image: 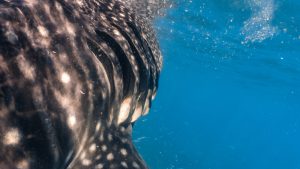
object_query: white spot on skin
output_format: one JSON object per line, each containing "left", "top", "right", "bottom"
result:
{"left": 61, "top": 72, "right": 71, "bottom": 83}
{"left": 108, "top": 134, "right": 113, "bottom": 141}
{"left": 134, "top": 65, "right": 138, "bottom": 71}
{"left": 89, "top": 143, "right": 96, "bottom": 153}
{"left": 24, "top": 0, "right": 38, "bottom": 7}
{"left": 118, "top": 97, "right": 132, "bottom": 124}
{"left": 16, "top": 55, "right": 36, "bottom": 80}
{"left": 100, "top": 13, "right": 106, "bottom": 20}
{"left": 95, "top": 155, "right": 102, "bottom": 160}
{"left": 80, "top": 90, "right": 85, "bottom": 94}
{"left": 76, "top": 0, "right": 84, "bottom": 6}
{"left": 121, "top": 161, "right": 128, "bottom": 168}
{"left": 101, "top": 145, "right": 107, "bottom": 152}
{"left": 120, "top": 126, "right": 126, "bottom": 132}
{"left": 120, "top": 148, "right": 127, "bottom": 156}
{"left": 106, "top": 153, "right": 114, "bottom": 161}
{"left": 3, "top": 128, "right": 21, "bottom": 145}
{"left": 95, "top": 163, "right": 103, "bottom": 169}
{"left": 81, "top": 158, "right": 91, "bottom": 166}
{"left": 67, "top": 115, "right": 76, "bottom": 128}
{"left": 119, "top": 13, "right": 125, "bottom": 18}
{"left": 80, "top": 151, "right": 86, "bottom": 160}
{"left": 95, "top": 121, "right": 101, "bottom": 131}
{"left": 37, "top": 26, "right": 49, "bottom": 37}
{"left": 123, "top": 44, "right": 129, "bottom": 50}
{"left": 121, "top": 138, "right": 128, "bottom": 143}
{"left": 17, "top": 159, "right": 29, "bottom": 169}
{"left": 5, "top": 31, "right": 18, "bottom": 44}
{"left": 99, "top": 133, "right": 104, "bottom": 142}
{"left": 132, "top": 161, "right": 140, "bottom": 169}
{"left": 113, "top": 29, "right": 121, "bottom": 36}
{"left": 65, "top": 21, "right": 76, "bottom": 36}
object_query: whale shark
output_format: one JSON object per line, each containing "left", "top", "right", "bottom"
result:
{"left": 0, "top": 0, "right": 162, "bottom": 168}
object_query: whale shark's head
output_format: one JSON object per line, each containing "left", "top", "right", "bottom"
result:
{"left": 0, "top": 0, "right": 162, "bottom": 168}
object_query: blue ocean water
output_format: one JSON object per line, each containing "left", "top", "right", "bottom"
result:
{"left": 133, "top": 0, "right": 300, "bottom": 169}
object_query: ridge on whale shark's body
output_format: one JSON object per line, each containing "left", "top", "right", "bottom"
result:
{"left": 0, "top": 0, "right": 162, "bottom": 168}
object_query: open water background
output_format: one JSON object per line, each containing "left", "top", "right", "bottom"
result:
{"left": 133, "top": 0, "right": 300, "bottom": 169}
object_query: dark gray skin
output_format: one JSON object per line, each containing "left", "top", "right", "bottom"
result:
{"left": 0, "top": 0, "right": 162, "bottom": 169}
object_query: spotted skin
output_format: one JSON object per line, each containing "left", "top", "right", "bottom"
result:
{"left": 0, "top": 0, "right": 162, "bottom": 169}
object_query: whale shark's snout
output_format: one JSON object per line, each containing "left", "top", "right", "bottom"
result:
{"left": 0, "top": 0, "right": 162, "bottom": 168}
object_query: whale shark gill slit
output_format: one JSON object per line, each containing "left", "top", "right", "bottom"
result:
{"left": 95, "top": 30, "right": 135, "bottom": 101}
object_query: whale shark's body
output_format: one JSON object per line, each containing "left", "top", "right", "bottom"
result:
{"left": 0, "top": 0, "right": 162, "bottom": 168}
